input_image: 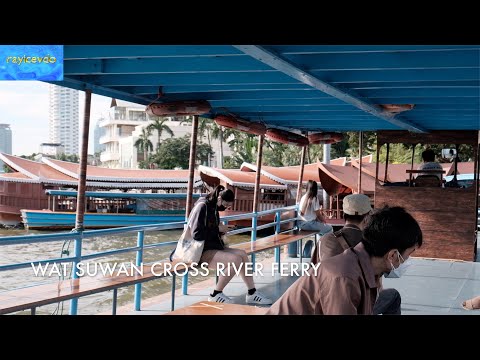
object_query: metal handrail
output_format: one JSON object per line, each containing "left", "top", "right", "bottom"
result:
{"left": 0, "top": 204, "right": 300, "bottom": 315}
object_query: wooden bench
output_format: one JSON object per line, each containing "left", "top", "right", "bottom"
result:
{"left": 164, "top": 300, "right": 269, "bottom": 315}
{"left": 0, "top": 262, "right": 187, "bottom": 315}
{"left": 0, "top": 230, "right": 319, "bottom": 315}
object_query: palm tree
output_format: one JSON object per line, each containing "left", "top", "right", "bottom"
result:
{"left": 147, "top": 117, "right": 174, "bottom": 151}
{"left": 134, "top": 127, "right": 154, "bottom": 166}
{"left": 211, "top": 122, "right": 235, "bottom": 169}
{"left": 180, "top": 116, "right": 215, "bottom": 165}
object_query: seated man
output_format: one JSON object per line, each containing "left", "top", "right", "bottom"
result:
{"left": 266, "top": 206, "right": 423, "bottom": 315}
{"left": 417, "top": 149, "right": 443, "bottom": 180}
{"left": 311, "top": 193, "right": 371, "bottom": 264}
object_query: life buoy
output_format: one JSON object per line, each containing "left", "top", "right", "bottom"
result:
{"left": 308, "top": 132, "right": 344, "bottom": 145}
{"left": 214, "top": 115, "right": 266, "bottom": 136}
{"left": 146, "top": 100, "right": 211, "bottom": 116}
{"left": 265, "top": 129, "right": 309, "bottom": 146}
{"left": 380, "top": 104, "right": 414, "bottom": 114}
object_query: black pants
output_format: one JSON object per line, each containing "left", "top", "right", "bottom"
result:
{"left": 373, "top": 288, "right": 401, "bottom": 315}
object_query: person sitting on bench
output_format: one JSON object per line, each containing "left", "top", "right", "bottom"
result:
{"left": 417, "top": 149, "right": 443, "bottom": 180}
{"left": 311, "top": 193, "right": 371, "bottom": 264}
{"left": 297, "top": 180, "right": 333, "bottom": 235}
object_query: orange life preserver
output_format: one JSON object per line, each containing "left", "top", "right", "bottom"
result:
{"left": 265, "top": 128, "right": 309, "bottom": 147}
{"left": 214, "top": 115, "right": 266, "bottom": 136}
{"left": 146, "top": 100, "right": 211, "bottom": 116}
{"left": 308, "top": 132, "right": 344, "bottom": 145}
{"left": 380, "top": 104, "right": 414, "bottom": 114}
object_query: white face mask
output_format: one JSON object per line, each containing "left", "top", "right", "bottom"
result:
{"left": 385, "top": 251, "right": 411, "bottom": 278}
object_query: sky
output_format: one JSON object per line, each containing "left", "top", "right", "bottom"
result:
{"left": 0, "top": 81, "right": 142, "bottom": 155}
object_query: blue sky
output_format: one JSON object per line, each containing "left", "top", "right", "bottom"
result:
{"left": 0, "top": 81, "right": 141, "bottom": 155}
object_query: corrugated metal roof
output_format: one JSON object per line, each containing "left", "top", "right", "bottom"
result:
{"left": 52, "top": 45, "right": 480, "bottom": 134}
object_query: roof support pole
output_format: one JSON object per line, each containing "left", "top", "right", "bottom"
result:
{"left": 409, "top": 145, "right": 416, "bottom": 185}
{"left": 375, "top": 139, "right": 381, "bottom": 186}
{"left": 473, "top": 139, "right": 479, "bottom": 258}
{"left": 384, "top": 143, "right": 390, "bottom": 186}
{"left": 74, "top": 89, "right": 91, "bottom": 231}
{"left": 252, "top": 135, "right": 264, "bottom": 213}
{"left": 322, "top": 144, "right": 331, "bottom": 210}
{"left": 358, "top": 131, "right": 363, "bottom": 193}
{"left": 296, "top": 146, "right": 307, "bottom": 204}
{"left": 185, "top": 115, "right": 199, "bottom": 218}
{"left": 251, "top": 134, "right": 264, "bottom": 266}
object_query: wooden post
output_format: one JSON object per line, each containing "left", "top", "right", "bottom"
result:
{"left": 296, "top": 146, "right": 307, "bottom": 204}
{"left": 473, "top": 139, "right": 479, "bottom": 255}
{"left": 252, "top": 135, "right": 264, "bottom": 213}
{"left": 234, "top": 187, "right": 238, "bottom": 211}
{"left": 74, "top": 89, "right": 92, "bottom": 231}
{"left": 384, "top": 143, "right": 390, "bottom": 185}
{"left": 336, "top": 194, "right": 340, "bottom": 218}
{"left": 185, "top": 115, "right": 199, "bottom": 219}
{"left": 357, "top": 131, "right": 363, "bottom": 194}
{"left": 375, "top": 140, "right": 381, "bottom": 185}
{"left": 409, "top": 144, "right": 416, "bottom": 185}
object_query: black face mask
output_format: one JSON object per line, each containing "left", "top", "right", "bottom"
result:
{"left": 217, "top": 205, "right": 226, "bottom": 211}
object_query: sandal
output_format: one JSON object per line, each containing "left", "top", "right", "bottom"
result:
{"left": 462, "top": 296, "right": 480, "bottom": 310}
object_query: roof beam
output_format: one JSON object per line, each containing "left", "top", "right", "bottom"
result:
{"left": 274, "top": 45, "right": 480, "bottom": 55}
{"left": 64, "top": 56, "right": 271, "bottom": 75}
{"left": 234, "top": 45, "right": 427, "bottom": 133}
{"left": 63, "top": 68, "right": 480, "bottom": 86}
{"left": 64, "top": 45, "right": 243, "bottom": 60}
{"left": 46, "top": 78, "right": 154, "bottom": 106}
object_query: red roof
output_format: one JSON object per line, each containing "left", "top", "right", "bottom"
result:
{"left": 0, "top": 153, "right": 76, "bottom": 181}
{"left": 318, "top": 161, "right": 375, "bottom": 195}
{"left": 43, "top": 158, "right": 199, "bottom": 182}
{"left": 454, "top": 161, "right": 474, "bottom": 175}
{"left": 199, "top": 166, "right": 286, "bottom": 189}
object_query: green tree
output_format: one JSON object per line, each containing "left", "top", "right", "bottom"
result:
{"left": 227, "top": 133, "right": 259, "bottom": 167}
{"left": 147, "top": 117, "right": 174, "bottom": 151}
{"left": 151, "top": 135, "right": 214, "bottom": 169}
{"left": 55, "top": 153, "right": 79, "bottom": 163}
{"left": 20, "top": 153, "right": 37, "bottom": 160}
{"left": 134, "top": 127, "right": 154, "bottom": 167}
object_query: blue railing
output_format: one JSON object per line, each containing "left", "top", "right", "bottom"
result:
{"left": 0, "top": 205, "right": 299, "bottom": 315}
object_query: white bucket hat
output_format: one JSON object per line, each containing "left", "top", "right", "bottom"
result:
{"left": 343, "top": 194, "right": 372, "bottom": 215}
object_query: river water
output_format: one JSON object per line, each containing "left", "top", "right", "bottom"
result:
{"left": 0, "top": 228, "right": 274, "bottom": 315}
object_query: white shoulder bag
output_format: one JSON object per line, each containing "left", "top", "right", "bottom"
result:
{"left": 171, "top": 202, "right": 207, "bottom": 264}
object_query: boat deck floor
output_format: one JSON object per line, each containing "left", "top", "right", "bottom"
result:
{"left": 114, "top": 239, "right": 480, "bottom": 315}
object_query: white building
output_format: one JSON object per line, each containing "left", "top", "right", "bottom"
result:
{"left": 120, "top": 118, "right": 232, "bottom": 169}
{"left": 0, "top": 124, "right": 12, "bottom": 171}
{"left": 39, "top": 143, "right": 65, "bottom": 157}
{"left": 99, "top": 105, "right": 151, "bottom": 168}
{"left": 48, "top": 84, "right": 79, "bottom": 155}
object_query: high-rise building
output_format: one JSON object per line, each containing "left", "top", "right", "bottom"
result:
{"left": 0, "top": 124, "right": 12, "bottom": 171}
{"left": 48, "top": 84, "right": 79, "bottom": 155}
{"left": 93, "top": 118, "right": 106, "bottom": 154}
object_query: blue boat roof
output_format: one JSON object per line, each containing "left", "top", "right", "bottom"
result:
{"left": 46, "top": 190, "right": 206, "bottom": 199}
{"left": 51, "top": 45, "right": 480, "bottom": 133}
